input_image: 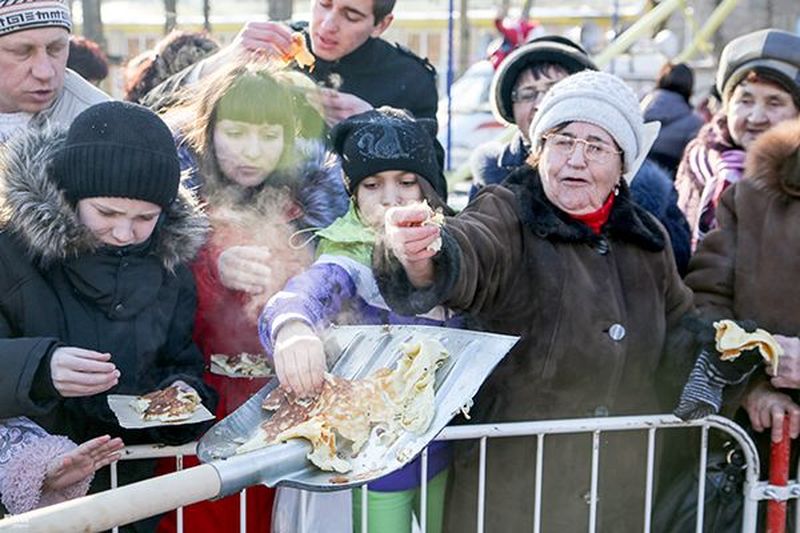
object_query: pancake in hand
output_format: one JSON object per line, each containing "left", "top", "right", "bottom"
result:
{"left": 714, "top": 319, "right": 783, "bottom": 374}
{"left": 281, "top": 32, "right": 315, "bottom": 70}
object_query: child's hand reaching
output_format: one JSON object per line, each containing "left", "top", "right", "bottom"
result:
{"left": 43, "top": 435, "right": 124, "bottom": 492}
{"left": 273, "top": 321, "right": 327, "bottom": 398}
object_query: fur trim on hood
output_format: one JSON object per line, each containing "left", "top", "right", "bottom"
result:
{"left": 288, "top": 139, "right": 349, "bottom": 230}
{"left": 0, "top": 126, "right": 209, "bottom": 271}
{"left": 745, "top": 118, "right": 800, "bottom": 198}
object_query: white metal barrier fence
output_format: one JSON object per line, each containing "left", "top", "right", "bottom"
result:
{"left": 0, "top": 415, "right": 800, "bottom": 533}
{"left": 104, "top": 414, "right": 800, "bottom": 533}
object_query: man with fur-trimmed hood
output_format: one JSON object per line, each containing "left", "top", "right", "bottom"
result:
{"left": 0, "top": 101, "right": 216, "bottom": 519}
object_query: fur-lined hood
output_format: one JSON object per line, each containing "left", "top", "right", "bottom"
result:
{"left": 745, "top": 118, "right": 800, "bottom": 198}
{"left": 0, "top": 126, "right": 209, "bottom": 271}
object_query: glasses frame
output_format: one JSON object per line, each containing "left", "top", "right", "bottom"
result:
{"left": 542, "top": 133, "right": 622, "bottom": 164}
{"left": 510, "top": 84, "right": 555, "bottom": 104}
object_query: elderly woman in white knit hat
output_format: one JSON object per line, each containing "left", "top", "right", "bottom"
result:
{"left": 371, "top": 70, "right": 705, "bottom": 532}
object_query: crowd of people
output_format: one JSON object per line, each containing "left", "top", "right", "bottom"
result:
{"left": 0, "top": 0, "right": 799, "bottom": 532}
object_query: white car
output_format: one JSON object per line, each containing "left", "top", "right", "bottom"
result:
{"left": 436, "top": 60, "right": 506, "bottom": 170}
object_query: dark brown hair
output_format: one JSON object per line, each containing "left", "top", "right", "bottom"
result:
{"left": 124, "top": 30, "right": 219, "bottom": 104}
{"left": 67, "top": 36, "right": 109, "bottom": 83}
{"left": 172, "top": 60, "right": 323, "bottom": 195}
{"left": 372, "top": 0, "right": 395, "bottom": 23}
{"left": 656, "top": 62, "right": 694, "bottom": 103}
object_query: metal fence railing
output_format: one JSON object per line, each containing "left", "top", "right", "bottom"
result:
{"left": 4, "top": 414, "right": 799, "bottom": 532}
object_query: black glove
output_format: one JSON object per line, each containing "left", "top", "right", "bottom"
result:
{"left": 674, "top": 320, "right": 763, "bottom": 421}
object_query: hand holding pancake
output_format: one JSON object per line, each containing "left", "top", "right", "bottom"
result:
{"left": 230, "top": 21, "right": 294, "bottom": 59}
{"left": 273, "top": 321, "right": 327, "bottom": 398}
{"left": 674, "top": 319, "right": 780, "bottom": 420}
{"left": 384, "top": 204, "right": 442, "bottom": 288}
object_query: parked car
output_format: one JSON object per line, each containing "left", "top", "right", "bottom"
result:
{"left": 437, "top": 60, "right": 507, "bottom": 170}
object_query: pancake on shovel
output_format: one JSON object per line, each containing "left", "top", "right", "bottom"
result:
{"left": 236, "top": 338, "right": 449, "bottom": 473}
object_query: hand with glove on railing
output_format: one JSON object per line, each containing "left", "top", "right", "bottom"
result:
{"left": 674, "top": 319, "right": 782, "bottom": 420}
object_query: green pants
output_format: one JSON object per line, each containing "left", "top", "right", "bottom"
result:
{"left": 352, "top": 469, "right": 449, "bottom": 533}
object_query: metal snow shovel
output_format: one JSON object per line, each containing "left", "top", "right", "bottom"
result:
{"left": 0, "top": 325, "right": 518, "bottom": 532}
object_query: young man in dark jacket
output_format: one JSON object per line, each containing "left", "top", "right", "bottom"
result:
{"left": 147, "top": 0, "right": 437, "bottom": 129}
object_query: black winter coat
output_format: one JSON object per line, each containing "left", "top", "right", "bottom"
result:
{"left": 0, "top": 126, "right": 216, "bottom": 447}
{"left": 642, "top": 88, "right": 703, "bottom": 175}
{"left": 293, "top": 27, "right": 439, "bottom": 122}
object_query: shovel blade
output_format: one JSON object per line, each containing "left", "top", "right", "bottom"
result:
{"left": 198, "top": 325, "right": 518, "bottom": 493}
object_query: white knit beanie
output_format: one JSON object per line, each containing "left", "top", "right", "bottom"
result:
{"left": 530, "top": 70, "right": 660, "bottom": 184}
{"left": 0, "top": 0, "right": 72, "bottom": 37}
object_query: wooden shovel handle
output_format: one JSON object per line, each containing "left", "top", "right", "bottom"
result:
{"left": 0, "top": 464, "right": 221, "bottom": 533}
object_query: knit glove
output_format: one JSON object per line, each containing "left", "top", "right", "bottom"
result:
{"left": 674, "top": 320, "right": 762, "bottom": 421}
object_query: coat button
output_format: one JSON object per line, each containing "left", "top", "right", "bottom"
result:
{"left": 594, "top": 406, "right": 609, "bottom": 417}
{"left": 115, "top": 303, "right": 124, "bottom": 312}
{"left": 608, "top": 323, "right": 626, "bottom": 341}
{"left": 593, "top": 239, "right": 609, "bottom": 255}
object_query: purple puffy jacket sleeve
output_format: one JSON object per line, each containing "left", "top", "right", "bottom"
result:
{"left": 259, "top": 261, "right": 356, "bottom": 356}
{"left": 0, "top": 417, "right": 90, "bottom": 514}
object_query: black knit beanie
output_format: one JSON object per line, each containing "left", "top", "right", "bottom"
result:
{"left": 330, "top": 107, "right": 447, "bottom": 202}
{"left": 54, "top": 101, "right": 180, "bottom": 208}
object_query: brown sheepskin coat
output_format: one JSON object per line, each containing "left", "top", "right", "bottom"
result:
{"left": 377, "top": 165, "right": 699, "bottom": 532}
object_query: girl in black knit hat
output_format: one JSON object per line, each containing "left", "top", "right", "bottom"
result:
{"left": 0, "top": 100, "right": 216, "bottom": 529}
{"left": 259, "top": 106, "right": 462, "bottom": 533}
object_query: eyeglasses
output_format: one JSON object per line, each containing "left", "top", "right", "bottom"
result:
{"left": 510, "top": 84, "right": 555, "bottom": 104}
{"left": 542, "top": 133, "right": 622, "bottom": 164}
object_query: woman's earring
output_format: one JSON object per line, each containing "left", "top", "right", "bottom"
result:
{"left": 614, "top": 182, "right": 621, "bottom": 196}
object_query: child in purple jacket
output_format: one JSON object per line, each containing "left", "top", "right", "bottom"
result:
{"left": 259, "top": 107, "right": 462, "bottom": 533}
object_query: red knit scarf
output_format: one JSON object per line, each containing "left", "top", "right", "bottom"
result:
{"left": 570, "top": 193, "right": 615, "bottom": 235}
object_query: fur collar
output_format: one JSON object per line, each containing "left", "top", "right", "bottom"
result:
{"left": 745, "top": 118, "right": 800, "bottom": 198}
{"left": 502, "top": 164, "right": 665, "bottom": 251}
{"left": 0, "top": 126, "right": 209, "bottom": 271}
